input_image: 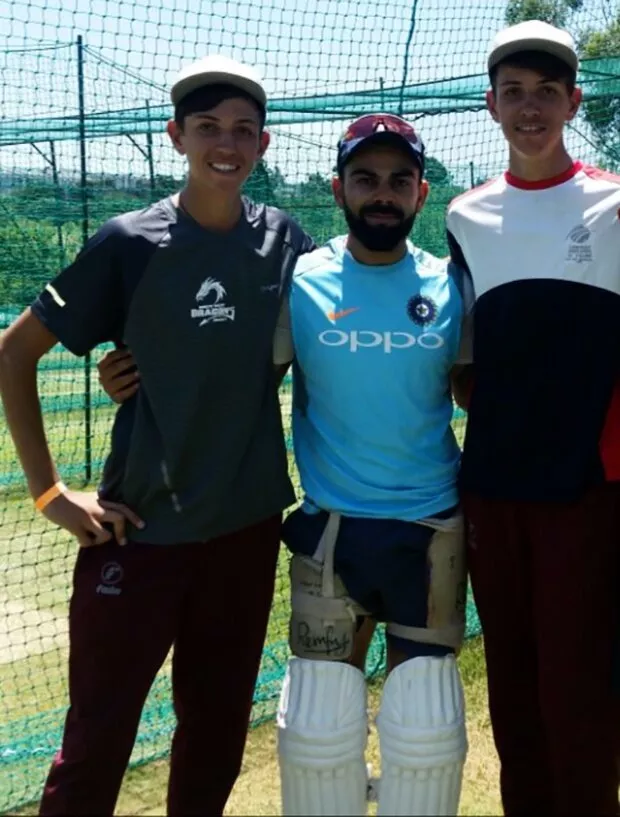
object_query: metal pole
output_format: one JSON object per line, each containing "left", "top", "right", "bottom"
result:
{"left": 398, "top": 0, "right": 419, "bottom": 117}
{"left": 29, "top": 141, "right": 66, "bottom": 269}
{"left": 469, "top": 160, "right": 475, "bottom": 189}
{"left": 379, "top": 77, "right": 385, "bottom": 111}
{"left": 145, "top": 100, "right": 155, "bottom": 197}
{"left": 77, "top": 34, "right": 92, "bottom": 484}
{"left": 49, "top": 141, "right": 65, "bottom": 268}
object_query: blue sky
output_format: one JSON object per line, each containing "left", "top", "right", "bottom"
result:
{"left": 0, "top": 0, "right": 613, "bottom": 187}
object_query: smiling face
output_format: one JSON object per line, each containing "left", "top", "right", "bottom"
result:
{"left": 487, "top": 59, "right": 581, "bottom": 165}
{"left": 167, "top": 95, "right": 269, "bottom": 194}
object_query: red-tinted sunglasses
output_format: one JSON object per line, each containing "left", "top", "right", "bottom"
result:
{"left": 340, "top": 113, "right": 421, "bottom": 144}
{"left": 337, "top": 113, "right": 425, "bottom": 173}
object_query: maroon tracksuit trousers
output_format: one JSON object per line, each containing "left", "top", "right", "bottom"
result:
{"left": 38, "top": 514, "right": 281, "bottom": 816}
{"left": 464, "top": 485, "right": 620, "bottom": 816}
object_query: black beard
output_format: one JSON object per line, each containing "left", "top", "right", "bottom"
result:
{"left": 342, "top": 201, "right": 416, "bottom": 252}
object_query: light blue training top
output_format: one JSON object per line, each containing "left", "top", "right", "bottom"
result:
{"left": 288, "top": 235, "right": 470, "bottom": 521}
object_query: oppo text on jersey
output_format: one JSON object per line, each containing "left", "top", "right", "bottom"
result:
{"left": 318, "top": 329, "right": 445, "bottom": 353}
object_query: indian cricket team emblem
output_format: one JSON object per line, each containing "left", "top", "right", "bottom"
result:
{"left": 407, "top": 294, "right": 437, "bottom": 327}
{"left": 191, "top": 277, "right": 236, "bottom": 326}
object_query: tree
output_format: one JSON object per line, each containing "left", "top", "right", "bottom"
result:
{"left": 289, "top": 172, "right": 341, "bottom": 244}
{"left": 579, "top": 14, "right": 620, "bottom": 167}
{"left": 153, "top": 174, "right": 179, "bottom": 197}
{"left": 424, "top": 156, "right": 451, "bottom": 186}
{"left": 0, "top": 218, "right": 81, "bottom": 308}
{"left": 244, "top": 159, "right": 283, "bottom": 205}
{"left": 415, "top": 181, "right": 466, "bottom": 257}
{"left": 299, "top": 172, "right": 333, "bottom": 200}
{"left": 505, "top": 0, "right": 583, "bottom": 28}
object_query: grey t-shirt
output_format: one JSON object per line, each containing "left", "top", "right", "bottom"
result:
{"left": 32, "top": 196, "right": 315, "bottom": 544}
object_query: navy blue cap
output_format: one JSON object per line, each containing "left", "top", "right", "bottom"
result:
{"left": 337, "top": 113, "right": 426, "bottom": 175}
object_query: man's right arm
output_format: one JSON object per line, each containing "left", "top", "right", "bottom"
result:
{"left": 0, "top": 310, "right": 143, "bottom": 546}
{"left": 451, "top": 364, "right": 474, "bottom": 411}
{"left": 0, "top": 309, "right": 62, "bottom": 499}
{"left": 447, "top": 222, "right": 476, "bottom": 411}
{"left": 0, "top": 221, "right": 145, "bottom": 545}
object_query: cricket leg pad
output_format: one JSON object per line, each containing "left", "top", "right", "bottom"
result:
{"left": 376, "top": 655, "right": 467, "bottom": 815}
{"left": 277, "top": 657, "right": 368, "bottom": 815}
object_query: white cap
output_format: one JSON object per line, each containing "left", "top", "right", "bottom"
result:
{"left": 170, "top": 54, "right": 267, "bottom": 108}
{"left": 488, "top": 20, "right": 578, "bottom": 74}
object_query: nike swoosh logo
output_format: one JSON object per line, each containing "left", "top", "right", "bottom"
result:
{"left": 326, "top": 307, "right": 360, "bottom": 321}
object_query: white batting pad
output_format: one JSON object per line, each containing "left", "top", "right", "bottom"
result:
{"left": 376, "top": 655, "right": 467, "bottom": 815}
{"left": 277, "top": 657, "right": 369, "bottom": 815}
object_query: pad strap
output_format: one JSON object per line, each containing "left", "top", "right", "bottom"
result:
{"left": 389, "top": 511, "right": 467, "bottom": 652}
{"left": 292, "top": 591, "right": 361, "bottom": 621}
{"left": 312, "top": 510, "right": 341, "bottom": 598}
{"left": 386, "top": 622, "right": 465, "bottom": 650}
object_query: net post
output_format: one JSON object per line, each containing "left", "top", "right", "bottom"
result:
{"left": 49, "top": 141, "right": 65, "bottom": 269}
{"left": 77, "top": 34, "right": 92, "bottom": 485}
{"left": 145, "top": 100, "right": 155, "bottom": 197}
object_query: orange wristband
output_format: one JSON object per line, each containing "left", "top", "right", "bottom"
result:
{"left": 35, "top": 481, "right": 67, "bottom": 512}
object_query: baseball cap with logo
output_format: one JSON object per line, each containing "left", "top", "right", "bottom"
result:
{"left": 337, "top": 114, "right": 426, "bottom": 175}
{"left": 487, "top": 20, "right": 579, "bottom": 75}
{"left": 170, "top": 54, "right": 267, "bottom": 108}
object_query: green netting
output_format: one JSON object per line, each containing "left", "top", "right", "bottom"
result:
{"left": 1, "top": 0, "right": 619, "bottom": 811}
{"left": 0, "top": 55, "right": 619, "bottom": 144}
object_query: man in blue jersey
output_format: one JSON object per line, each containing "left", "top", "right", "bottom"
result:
{"left": 99, "top": 114, "right": 471, "bottom": 816}
{"left": 274, "top": 114, "right": 470, "bottom": 817}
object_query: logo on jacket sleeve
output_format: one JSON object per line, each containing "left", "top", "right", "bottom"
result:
{"left": 191, "top": 277, "right": 236, "bottom": 326}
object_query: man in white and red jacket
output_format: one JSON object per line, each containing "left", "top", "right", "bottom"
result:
{"left": 448, "top": 19, "right": 620, "bottom": 817}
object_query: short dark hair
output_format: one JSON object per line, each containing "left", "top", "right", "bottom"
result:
{"left": 174, "top": 82, "right": 266, "bottom": 129}
{"left": 489, "top": 49, "right": 576, "bottom": 94}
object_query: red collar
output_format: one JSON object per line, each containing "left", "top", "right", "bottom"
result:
{"left": 505, "top": 161, "right": 583, "bottom": 190}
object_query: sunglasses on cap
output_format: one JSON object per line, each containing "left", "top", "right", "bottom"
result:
{"left": 337, "top": 113, "right": 425, "bottom": 173}
{"left": 341, "top": 113, "right": 421, "bottom": 141}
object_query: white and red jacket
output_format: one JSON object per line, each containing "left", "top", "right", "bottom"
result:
{"left": 447, "top": 161, "right": 620, "bottom": 501}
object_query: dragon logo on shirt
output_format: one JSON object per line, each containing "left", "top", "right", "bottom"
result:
{"left": 191, "top": 277, "right": 236, "bottom": 326}
{"left": 197, "top": 277, "right": 227, "bottom": 304}
{"left": 407, "top": 294, "right": 438, "bottom": 327}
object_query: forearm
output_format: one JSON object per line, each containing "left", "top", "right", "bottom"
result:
{"left": 451, "top": 364, "right": 474, "bottom": 411}
{"left": 0, "top": 326, "right": 59, "bottom": 499}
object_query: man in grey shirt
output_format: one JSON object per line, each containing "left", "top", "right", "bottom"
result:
{"left": 0, "top": 55, "right": 314, "bottom": 816}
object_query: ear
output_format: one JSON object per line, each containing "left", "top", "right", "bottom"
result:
{"left": 486, "top": 89, "right": 500, "bottom": 123}
{"left": 332, "top": 175, "right": 345, "bottom": 208}
{"left": 566, "top": 86, "right": 582, "bottom": 122}
{"left": 416, "top": 179, "right": 430, "bottom": 213}
{"left": 258, "top": 129, "right": 271, "bottom": 158}
{"left": 167, "top": 119, "right": 185, "bottom": 155}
